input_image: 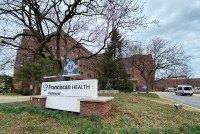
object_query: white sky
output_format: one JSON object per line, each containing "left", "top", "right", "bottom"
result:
{"left": 135, "top": 0, "right": 200, "bottom": 78}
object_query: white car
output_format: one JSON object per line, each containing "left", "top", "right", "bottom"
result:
{"left": 193, "top": 87, "right": 200, "bottom": 93}
{"left": 175, "top": 85, "right": 193, "bottom": 96}
{"left": 167, "top": 87, "right": 176, "bottom": 92}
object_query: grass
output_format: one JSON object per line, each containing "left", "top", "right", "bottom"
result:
{"left": 102, "top": 93, "right": 200, "bottom": 131}
{"left": 0, "top": 93, "right": 200, "bottom": 133}
{"left": 139, "top": 93, "right": 200, "bottom": 112}
{"left": 0, "top": 101, "right": 92, "bottom": 134}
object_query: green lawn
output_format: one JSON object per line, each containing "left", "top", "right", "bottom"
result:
{"left": 0, "top": 93, "right": 200, "bottom": 134}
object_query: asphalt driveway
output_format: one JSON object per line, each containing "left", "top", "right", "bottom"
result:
{"left": 154, "top": 92, "right": 200, "bottom": 110}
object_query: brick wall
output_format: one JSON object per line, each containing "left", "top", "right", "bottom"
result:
{"left": 154, "top": 78, "right": 200, "bottom": 89}
{"left": 80, "top": 100, "right": 112, "bottom": 117}
{"left": 32, "top": 96, "right": 46, "bottom": 109}
{"left": 14, "top": 29, "right": 154, "bottom": 93}
{"left": 13, "top": 29, "right": 101, "bottom": 94}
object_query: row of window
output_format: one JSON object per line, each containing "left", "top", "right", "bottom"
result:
{"left": 24, "top": 36, "right": 89, "bottom": 57}
{"left": 24, "top": 35, "right": 71, "bottom": 43}
{"left": 20, "top": 54, "right": 64, "bottom": 63}
{"left": 24, "top": 36, "right": 35, "bottom": 41}
{"left": 24, "top": 35, "right": 72, "bottom": 46}
{"left": 20, "top": 55, "right": 32, "bottom": 63}
{"left": 50, "top": 46, "right": 65, "bottom": 51}
{"left": 79, "top": 63, "right": 98, "bottom": 72}
{"left": 50, "top": 36, "right": 71, "bottom": 45}
{"left": 49, "top": 46, "right": 88, "bottom": 56}
{"left": 78, "top": 71, "right": 98, "bottom": 79}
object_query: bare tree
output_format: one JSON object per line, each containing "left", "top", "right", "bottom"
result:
{"left": 127, "top": 37, "right": 191, "bottom": 92}
{"left": 169, "top": 65, "right": 193, "bottom": 78}
{"left": 0, "top": 0, "right": 154, "bottom": 73}
{"left": 165, "top": 64, "right": 193, "bottom": 85}
{"left": 0, "top": 46, "right": 15, "bottom": 73}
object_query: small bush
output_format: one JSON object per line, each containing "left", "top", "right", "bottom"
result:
{"left": 13, "top": 89, "right": 23, "bottom": 94}
{"left": 22, "top": 89, "right": 31, "bottom": 96}
{"left": 119, "top": 78, "right": 133, "bottom": 92}
{"left": 12, "top": 88, "right": 31, "bottom": 96}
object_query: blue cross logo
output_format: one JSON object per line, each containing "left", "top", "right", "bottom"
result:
{"left": 43, "top": 84, "right": 48, "bottom": 91}
{"left": 66, "top": 61, "right": 75, "bottom": 73}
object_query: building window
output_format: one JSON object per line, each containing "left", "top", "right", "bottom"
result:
{"left": 50, "top": 46, "right": 53, "bottom": 51}
{"left": 61, "top": 56, "right": 64, "bottom": 61}
{"left": 67, "top": 39, "right": 71, "bottom": 45}
{"left": 61, "top": 46, "right": 65, "bottom": 51}
{"left": 54, "top": 46, "right": 57, "bottom": 50}
{"left": 21, "top": 55, "right": 31, "bottom": 63}
{"left": 50, "top": 36, "right": 57, "bottom": 41}
{"left": 27, "top": 46, "right": 33, "bottom": 50}
{"left": 21, "top": 56, "right": 25, "bottom": 62}
{"left": 24, "top": 36, "right": 34, "bottom": 41}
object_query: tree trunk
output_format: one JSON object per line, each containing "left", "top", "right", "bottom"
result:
{"left": 56, "top": 60, "right": 63, "bottom": 75}
{"left": 145, "top": 79, "right": 152, "bottom": 94}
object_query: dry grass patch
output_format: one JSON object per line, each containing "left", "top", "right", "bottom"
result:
{"left": 101, "top": 93, "right": 200, "bottom": 131}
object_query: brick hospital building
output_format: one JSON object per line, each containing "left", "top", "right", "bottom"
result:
{"left": 13, "top": 29, "right": 154, "bottom": 94}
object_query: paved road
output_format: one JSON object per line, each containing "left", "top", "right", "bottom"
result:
{"left": 0, "top": 96, "right": 31, "bottom": 103}
{"left": 154, "top": 92, "right": 200, "bottom": 109}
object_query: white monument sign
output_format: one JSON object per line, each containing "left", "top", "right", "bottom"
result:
{"left": 41, "top": 79, "right": 98, "bottom": 112}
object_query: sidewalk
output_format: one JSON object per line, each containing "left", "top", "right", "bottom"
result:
{"left": 0, "top": 95, "right": 31, "bottom": 99}
{"left": 194, "top": 93, "right": 200, "bottom": 97}
{"left": 0, "top": 95, "right": 31, "bottom": 103}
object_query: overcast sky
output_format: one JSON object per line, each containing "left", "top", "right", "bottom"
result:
{"left": 135, "top": 0, "right": 200, "bottom": 78}
{"left": 1, "top": 1, "right": 200, "bottom": 78}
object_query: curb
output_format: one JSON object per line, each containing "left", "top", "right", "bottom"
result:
{"left": 158, "top": 96, "right": 200, "bottom": 111}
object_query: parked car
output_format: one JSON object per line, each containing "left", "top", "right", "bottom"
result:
{"left": 167, "top": 87, "right": 176, "bottom": 92}
{"left": 175, "top": 85, "right": 193, "bottom": 96}
{"left": 193, "top": 87, "right": 200, "bottom": 92}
